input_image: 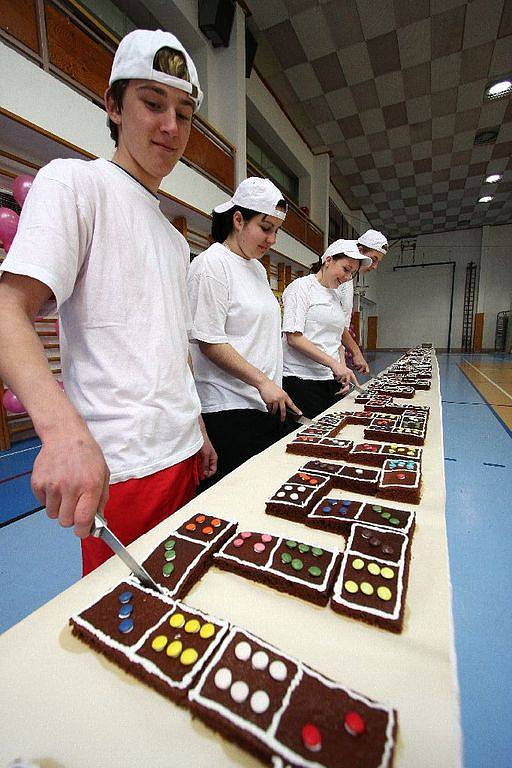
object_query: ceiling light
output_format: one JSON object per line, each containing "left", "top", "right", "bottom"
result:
{"left": 485, "top": 79, "right": 512, "bottom": 100}
{"left": 478, "top": 196, "right": 493, "bottom": 203}
{"left": 485, "top": 174, "right": 501, "bottom": 183}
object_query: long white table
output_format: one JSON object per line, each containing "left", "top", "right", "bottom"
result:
{"left": 0, "top": 352, "right": 462, "bottom": 767}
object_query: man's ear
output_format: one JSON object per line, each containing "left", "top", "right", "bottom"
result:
{"left": 104, "top": 88, "right": 122, "bottom": 126}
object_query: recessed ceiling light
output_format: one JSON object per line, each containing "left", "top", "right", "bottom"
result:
{"left": 478, "top": 196, "right": 493, "bottom": 203}
{"left": 485, "top": 174, "right": 502, "bottom": 183}
{"left": 474, "top": 127, "right": 499, "bottom": 145}
{"left": 485, "top": 79, "right": 512, "bottom": 100}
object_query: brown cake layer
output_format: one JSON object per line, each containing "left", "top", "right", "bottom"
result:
{"left": 213, "top": 530, "right": 341, "bottom": 607}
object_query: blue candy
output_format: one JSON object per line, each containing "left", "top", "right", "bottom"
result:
{"left": 119, "top": 618, "right": 134, "bottom": 634}
{"left": 119, "top": 590, "right": 133, "bottom": 604}
{"left": 118, "top": 603, "right": 133, "bottom": 619}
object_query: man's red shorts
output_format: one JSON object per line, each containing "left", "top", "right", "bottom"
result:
{"left": 81, "top": 452, "right": 200, "bottom": 576}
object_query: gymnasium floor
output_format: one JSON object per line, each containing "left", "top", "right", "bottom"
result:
{"left": 0, "top": 351, "right": 510, "bottom": 768}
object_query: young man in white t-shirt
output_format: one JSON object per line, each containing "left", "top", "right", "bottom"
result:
{"left": 336, "top": 229, "right": 388, "bottom": 374}
{"left": 0, "top": 30, "right": 216, "bottom": 574}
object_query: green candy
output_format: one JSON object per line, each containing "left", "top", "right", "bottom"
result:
{"left": 372, "top": 505, "right": 382, "bottom": 512}
{"left": 298, "top": 543, "right": 310, "bottom": 554}
{"left": 286, "top": 540, "right": 297, "bottom": 549}
{"left": 389, "top": 517, "right": 400, "bottom": 525}
{"left": 164, "top": 539, "right": 176, "bottom": 551}
{"left": 380, "top": 511, "right": 391, "bottom": 519}
{"left": 311, "top": 547, "right": 323, "bottom": 557}
{"left": 164, "top": 550, "right": 176, "bottom": 562}
{"left": 162, "top": 562, "right": 175, "bottom": 577}
{"left": 291, "top": 558, "right": 303, "bottom": 571}
{"left": 281, "top": 552, "right": 292, "bottom": 564}
{"left": 308, "top": 566, "right": 322, "bottom": 578}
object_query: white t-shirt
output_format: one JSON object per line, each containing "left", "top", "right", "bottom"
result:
{"left": 282, "top": 274, "right": 347, "bottom": 380}
{"left": 336, "top": 279, "right": 354, "bottom": 330}
{"left": 188, "top": 242, "right": 283, "bottom": 412}
{"left": 1, "top": 158, "right": 202, "bottom": 483}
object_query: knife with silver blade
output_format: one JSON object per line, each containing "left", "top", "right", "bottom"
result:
{"left": 90, "top": 513, "right": 163, "bottom": 593}
{"left": 285, "top": 407, "right": 314, "bottom": 426}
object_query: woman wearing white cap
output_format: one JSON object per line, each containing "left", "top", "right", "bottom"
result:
{"left": 281, "top": 241, "right": 372, "bottom": 419}
{"left": 188, "top": 177, "right": 301, "bottom": 486}
{"left": 337, "top": 229, "right": 388, "bottom": 374}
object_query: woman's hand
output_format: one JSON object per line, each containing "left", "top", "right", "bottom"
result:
{"left": 257, "top": 378, "right": 302, "bottom": 422}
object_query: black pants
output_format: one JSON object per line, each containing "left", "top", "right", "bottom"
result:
{"left": 200, "top": 408, "right": 297, "bottom": 490}
{"left": 282, "top": 376, "right": 342, "bottom": 420}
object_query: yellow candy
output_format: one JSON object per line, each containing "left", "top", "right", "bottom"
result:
{"left": 381, "top": 567, "right": 394, "bottom": 580}
{"left": 169, "top": 613, "right": 185, "bottom": 628}
{"left": 180, "top": 648, "right": 199, "bottom": 666}
{"left": 361, "top": 582, "right": 374, "bottom": 596}
{"left": 351, "top": 558, "right": 364, "bottom": 570}
{"left": 166, "top": 640, "right": 182, "bottom": 658}
{"left": 367, "top": 562, "right": 380, "bottom": 576}
{"left": 344, "top": 580, "right": 359, "bottom": 594}
{"left": 200, "top": 623, "right": 216, "bottom": 639}
{"left": 185, "top": 619, "right": 201, "bottom": 634}
{"left": 377, "top": 586, "right": 392, "bottom": 601}
{"left": 151, "top": 635, "right": 168, "bottom": 652}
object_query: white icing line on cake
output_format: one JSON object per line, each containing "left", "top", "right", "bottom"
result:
{"left": 190, "top": 627, "right": 395, "bottom": 768}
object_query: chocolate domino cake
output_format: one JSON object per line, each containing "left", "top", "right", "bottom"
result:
{"left": 364, "top": 410, "right": 428, "bottom": 446}
{"left": 213, "top": 529, "right": 340, "bottom": 606}
{"left": 138, "top": 514, "right": 237, "bottom": 599}
{"left": 331, "top": 523, "right": 412, "bottom": 633}
{"left": 71, "top": 585, "right": 398, "bottom": 766}
{"left": 70, "top": 580, "right": 229, "bottom": 704}
{"left": 189, "top": 626, "right": 397, "bottom": 767}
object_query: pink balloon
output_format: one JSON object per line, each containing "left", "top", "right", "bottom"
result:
{"left": 2, "top": 388, "right": 26, "bottom": 414}
{"left": 0, "top": 208, "right": 19, "bottom": 252}
{"left": 12, "top": 174, "right": 35, "bottom": 207}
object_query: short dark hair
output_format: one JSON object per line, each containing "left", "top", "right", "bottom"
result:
{"left": 106, "top": 47, "right": 190, "bottom": 146}
{"left": 211, "top": 199, "right": 287, "bottom": 243}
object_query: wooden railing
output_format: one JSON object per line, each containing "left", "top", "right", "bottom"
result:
{"left": 0, "top": 0, "right": 235, "bottom": 192}
{"left": 247, "top": 160, "right": 324, "bottom": 256}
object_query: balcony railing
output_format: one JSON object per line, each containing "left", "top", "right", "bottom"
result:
{"left": 0, "top": 0, "right": 235, "bottom": 192}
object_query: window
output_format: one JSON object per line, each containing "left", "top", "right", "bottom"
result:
{"left": 247, "top": 135, "right": 299, "bottom": 203}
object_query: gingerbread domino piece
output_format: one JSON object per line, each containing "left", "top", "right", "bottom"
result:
{"left": 188, "top": 627, "right": 397, "bottom": 768}
{"left": 213, "top": 530, "right": 341, "bottom": 606}
{"left": 286, "top": 434, "right": 353, "bottom": 460}
{"left": 335, "top": 465, "right": 381, "bottom": 495}
{"left": 70, "top": 581, "right": 229, "bottom": 703}
{"left": 364, "top": 411, "right": 428, "bottom": 446}
{"left": 367, "top": 383, "right": 415, "bottom": 399}
{"left": 331, "top": 523, "right": 412, "bottom": 633}
{"left": 139, "top": 514, "right": 237, "bottom": 599}
{"left": 307, "top": 497, "right": 416, "bottom": 537}
{"left": 348, "top": 440, "right": 423, "bottom": 467}
{"left": 265, "top": 471, "right": 331, "bottom": 522}
{"left": 377, "top": 458, "right": 422, "bottom": 505}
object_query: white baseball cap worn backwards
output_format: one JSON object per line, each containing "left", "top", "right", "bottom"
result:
{"left": 109, "top": 29, "right": 203, "bottom": 112}
{"left": 322, "top": 239, "right": 373, "bottom": 268}
{"left": 357, "top": 229, "right": 388, "bottom": 254}
{"left": 214, "top": 177, "right": 288, "bottom": 221}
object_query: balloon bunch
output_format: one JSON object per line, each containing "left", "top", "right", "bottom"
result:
{"left": 0, "top": 173, "right": 34, "bottom": 253}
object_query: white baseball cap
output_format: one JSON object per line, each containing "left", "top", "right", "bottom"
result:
{"left": 109, "top": 29, "right": 203, "bottom": 112}
{"left": 322, "top": 239, "right": 372, "bottom": 267}
{"left": 213, "top": 177, "right": 287, "bottom": 220}
{"left": 357, "top": 229, "right": 388, "bottom": 254}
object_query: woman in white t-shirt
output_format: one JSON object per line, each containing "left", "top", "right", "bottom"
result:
{"left": 188, "top": 177, "right": 301, "bottom": 486}
{"left": 281, "top": 240, "right": 372, "bottom": 419}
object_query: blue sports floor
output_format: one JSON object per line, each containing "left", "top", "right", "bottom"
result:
{"left": 0, "top": 351, "right": 510, "bottom": 768}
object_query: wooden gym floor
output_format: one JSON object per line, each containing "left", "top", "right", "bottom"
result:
{"left": 458, "top": 356, "right": 512, "bottom": 433}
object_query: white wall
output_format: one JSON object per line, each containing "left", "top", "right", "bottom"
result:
{"left": 478, "top": 224, "right": 512, "bottom": 349}
{"left": 375, "top": 228, "right": 482, "bottom": 350}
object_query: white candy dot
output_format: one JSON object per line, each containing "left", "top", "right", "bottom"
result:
{"left": 356, "top": 469, "right": 363, "bottom": 475}
{"left": 290, "top": 493, "right": 299, "bottom": 500}
{"left": 269, "top": 660, "right": 287, "bottom": 681}
{"left": 250, "top": 690, "right": 270, "bottom": 714}
{"left": 276, "top": 492, "right": 285, "bottom": 498}
{"left": 214, "top": 668, "right": 232, "bottom": 690}
{"left": 252, "top": 651, "right": 269, "bottom": 670}
{"left": 235, "top": 641, "right": 251, "bottom": 661}
{"left": 284, "top": 485, "right": 292, "bottom": 490}
{"left": 297, "top": 485, "right": 306, "bottom": 491}
{"left": 230, "top": 680, "right": 249, "bottom": 703}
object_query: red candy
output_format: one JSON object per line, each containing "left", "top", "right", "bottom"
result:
{"left": 344, "top": 711, "right": 365, "bottom": 736}
{"left": 302, "top": 722, "right": 322, "bottom": 751}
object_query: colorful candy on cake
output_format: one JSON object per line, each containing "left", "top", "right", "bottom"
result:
{"left": 137, "top": 514, "right": 237, "bottom": 598}
{"left": 364, "top": 410, "right": 428, "bottom": 446}
{"left": 307, "top": 495, "right": 415, "bottom": 536}
{"left": 213, "top": 529, "right": 341, "bottom": 606}
{"left": 331, "top": 523, "right": 412, "bottom": 633}
{"left": 70, "top": 584, "right": 398, "bottom": 766}
{"left": 189, "top": 626, "right": 398, "bottom": 767}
